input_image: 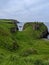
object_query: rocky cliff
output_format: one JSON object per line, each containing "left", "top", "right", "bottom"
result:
{"left": 23, "top": 22, "right": 48, "bottom": 39}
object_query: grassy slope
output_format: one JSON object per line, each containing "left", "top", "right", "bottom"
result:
{"left": 0, "top": 20, "right": 49, "bottom": 65}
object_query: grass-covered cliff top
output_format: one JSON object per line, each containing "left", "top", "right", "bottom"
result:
{"left": 0, "top": 20, "right": 49, "bottom": 65}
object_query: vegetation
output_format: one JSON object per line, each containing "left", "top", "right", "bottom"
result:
{"left": 0, "top": 19, "right": 49, "bottom": 65}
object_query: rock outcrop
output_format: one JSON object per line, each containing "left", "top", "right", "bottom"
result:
{"left": 10, "top": 27, "right": 18, "bottom": 33}
{"left": 33, "top": 23, "right": 40, "bottom": 30}
{"left": 23, "top": 22, "right": 48, "bottom": 39}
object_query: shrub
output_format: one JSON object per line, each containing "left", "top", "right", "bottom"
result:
{"left": 7, "top": 41, "right": 19, "bottom": 51}
{"left": 9, "top": 55, "right": 17, "bottom": 61}
{"left": 0, "top": 54, "right": 5, "bottom": 64}
{"left": 22, "top": 48, "right": 38, "bottom": 56}
{"left": 12, "top": 41, "right": 19, "bottom": 50}
{"left": 1, "top": 40, "right": 19, "bottom": 51}
{"left": 34, "top": 59, "right": 44, "bottom": 65}
{"left": 44, "top": 60, "right": 49, "bottom": 65}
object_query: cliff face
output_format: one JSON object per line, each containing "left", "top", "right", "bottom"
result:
{"left": 23, "top": 22, "right": 48, "bottom": 39}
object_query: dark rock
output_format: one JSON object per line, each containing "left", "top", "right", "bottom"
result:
{"left": 10, "top": 27, "right": 17, "bottom": 33}
{"left": 47, "top": 31, "right": 49, "bottom": 34}
{"left": 40, "top": 29, "right": 48, "bottom": 38}
{"left": 10, "top": 26, "right": 18, "bottom": 33}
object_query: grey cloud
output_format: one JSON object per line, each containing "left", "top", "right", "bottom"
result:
{"left": 0, "top": 0, "right": 49, "bottom": 22}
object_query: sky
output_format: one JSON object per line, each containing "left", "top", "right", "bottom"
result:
{"left": 0, "top": 0, "right": 49, "bottom": 22}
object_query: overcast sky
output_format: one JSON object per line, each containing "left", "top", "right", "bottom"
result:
{"left": 0, "top": 0, "right": 49, "bottom": 22}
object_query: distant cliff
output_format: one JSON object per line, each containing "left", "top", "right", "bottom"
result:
{"left": 23, "top": 22, "right": 48, "bottom": 39}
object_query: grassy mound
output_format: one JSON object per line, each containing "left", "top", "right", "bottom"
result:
{"left": 0, "top": 20, "right": 49, "bottom": 65}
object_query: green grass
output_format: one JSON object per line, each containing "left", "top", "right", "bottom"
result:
{"left": 0, "top": 20, "right": 49, "bottom": 65}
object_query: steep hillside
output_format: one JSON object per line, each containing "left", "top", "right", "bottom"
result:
{"left": 0, "top": 19, "right": 18, "bottom": 51}
{"left": 0, "top": 20, "right": 49, "bottom": 65}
